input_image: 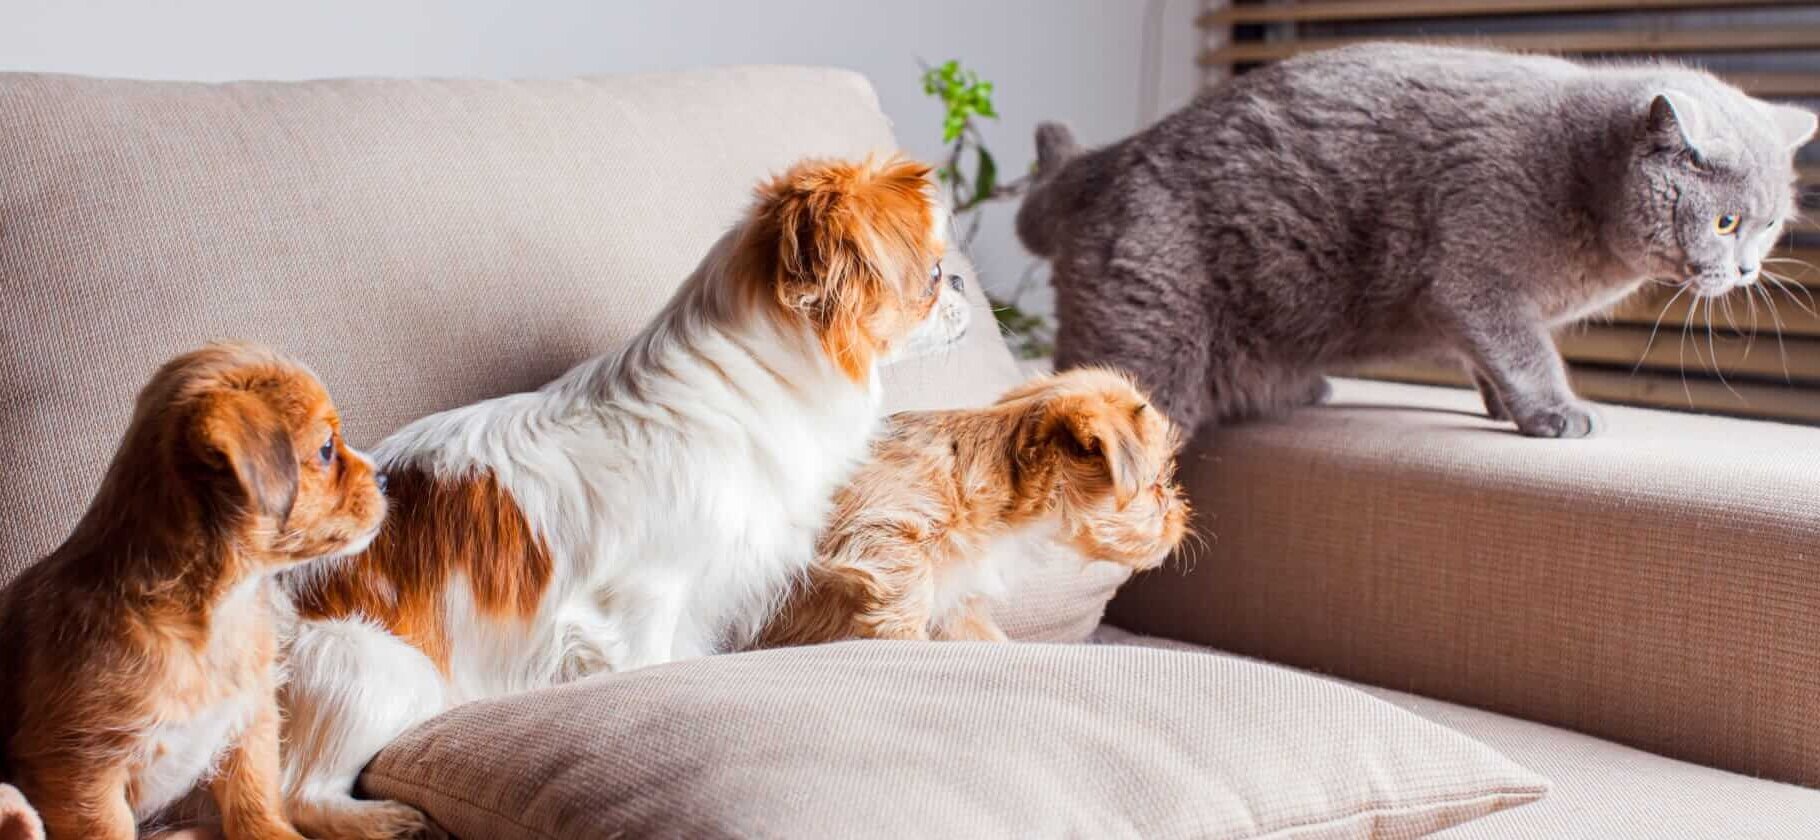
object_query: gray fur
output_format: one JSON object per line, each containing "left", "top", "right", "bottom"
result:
{"left": 1016, "top": 43, "right": 1817, "bottom": 437}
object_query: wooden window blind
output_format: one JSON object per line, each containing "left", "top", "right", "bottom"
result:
{"left": 1196, "top": 0, "right": 1820, "bottom": 424}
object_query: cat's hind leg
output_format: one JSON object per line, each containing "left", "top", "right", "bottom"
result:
{"left": 1210, "top": 369, "right": 1331, "bottom": 423}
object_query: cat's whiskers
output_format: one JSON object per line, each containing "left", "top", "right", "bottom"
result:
{"left": 1751, "top": 282, "right": 1794, "bottom": 383}
{"left": 1739, "top": 284, "right": 1760, "bottom": 360}
{"left": 1635, "top": 283, "right": 1688, "bottom": 375}
{"left": 1703, "top": 296, "right": 1742, "bottom": 400}
{"left": 1761, "top": 270, "right": 1818, "bottom": 317}
{"left": 1676, "top": 303, "right": 1697, "bottom": 408}
{"left": 1761, "top": 255, "right": 1815, "bottom": 274}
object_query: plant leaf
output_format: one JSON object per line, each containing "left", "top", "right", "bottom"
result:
{"left": 972, "top": 146, "right": 998, "bottom": 206}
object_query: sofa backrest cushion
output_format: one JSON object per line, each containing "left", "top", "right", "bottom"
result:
{"left": 0, "top": 67, "right": 1022, "bottom": 587}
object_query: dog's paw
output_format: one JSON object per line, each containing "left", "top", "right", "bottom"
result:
{"left": 357, "top": 802, "right": 444, "bottom": 840}
{"left": 292, "top": 798, "right": 444, "bottom": 840}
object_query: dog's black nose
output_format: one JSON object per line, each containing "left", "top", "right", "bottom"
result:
{"left": 375, "top": 473, "right": 389, "bottom": 494}
{"left": 947, "top": 273, "right": 964, "bottom": 292}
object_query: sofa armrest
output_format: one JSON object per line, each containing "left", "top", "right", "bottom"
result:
{"left": 1107, "top": 378, "right": 1820, "bottom": 787}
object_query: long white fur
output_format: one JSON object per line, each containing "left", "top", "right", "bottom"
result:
{"left": 280, "top": 210, "right": 967, "bottom": 833}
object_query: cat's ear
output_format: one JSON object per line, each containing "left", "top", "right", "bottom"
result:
{"left": 1647, "top": 91, "right": 1705, "bottom": 158}
{"left": 1767, "top": 103, "right": 1818, "bottom": 153}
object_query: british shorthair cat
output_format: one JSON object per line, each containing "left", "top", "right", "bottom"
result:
{"left": 1017, "top": 43, "right": 1817, "bottom": 437}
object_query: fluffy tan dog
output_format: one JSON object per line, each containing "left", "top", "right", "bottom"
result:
{"left": 762, "top": 367, "right": 1189, "bottom": 645}
{"left": 0, "top": 343, "right": 388, "bottom": 840}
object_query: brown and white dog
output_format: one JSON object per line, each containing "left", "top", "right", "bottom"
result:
{"left": 277, "top": 155, "right": 969, "bottom": 839}
{"left": 0, "top": 343, "right": 390, "bottom": 840}
{"left": 760, "top": 367, "right": 1189, "bottom": 646}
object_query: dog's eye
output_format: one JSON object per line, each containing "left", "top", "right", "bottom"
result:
{"left": 928, "top": 261, "right": 943, "bottom": 290}
{"left": 319, "top": 434, "right": 335, "bottom": 465}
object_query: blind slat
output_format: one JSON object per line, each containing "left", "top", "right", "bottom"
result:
{"left": 1201, "top": 27, "right": 1820, "bottom": 65}
{"left": 1731, "top": 72, "right": 1820, "bottom": 97}
{"left": 1557, "top": 326, "right": 1820, "bottom": 380}
{"left": 1608, "top": 286, "right": 1820, "bottom": 337}
{"left": 1202, "top": 0, "right": 1807, "bottom": 26}
{"left": 1350, "top": 359, "right": 1820, "bottom": 422}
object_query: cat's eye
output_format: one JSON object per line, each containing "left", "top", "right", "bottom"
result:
{"left": 1714, "top": 214, "right": 1742, "bottom": 236}
{"left": 928, "top": 260, "right": 943, "bottom": 291}
{"left": 319, "top": 433, "right": 336, "bottom": 466}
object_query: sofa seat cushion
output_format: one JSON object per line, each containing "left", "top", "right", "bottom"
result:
{"left": 363, "top": 641, "right": 1546, "bottom": 839}
{"left": 1097, "top": 628, "right": 1820, "bottom": 839}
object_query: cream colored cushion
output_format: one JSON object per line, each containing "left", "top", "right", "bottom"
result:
{"left": 1098, "top": 627, "right": 1820, "bottom": 839}
{"left": 364, "top": 641, "right": 1546, "bottom": 840}
{"left": 1110, "top": 377, "right": 1820, "bottom": 786}
{"left": 0, "top": 68, "right": 1121, "bottom": 640}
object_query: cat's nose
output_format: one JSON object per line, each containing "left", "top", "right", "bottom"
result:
{"left": 375, "top": 472, "right": 388, "bottom": 494}
{"left": 947, "top": 273, "right": 965, "bottom": 292}
{"left": 1739, "top": 263, "right": 1759, "bottom": 278}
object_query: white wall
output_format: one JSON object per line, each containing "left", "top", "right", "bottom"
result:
{"left": 3, "top": 0, "right": 1205, "bottom": 316}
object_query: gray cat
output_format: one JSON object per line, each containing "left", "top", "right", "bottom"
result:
{"left": 1016, "top": 43, "right": 1816, "bottom": 437}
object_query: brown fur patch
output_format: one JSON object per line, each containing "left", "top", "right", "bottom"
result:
{"left": 290, "top": 465, "right": 553, "bottom": 673}
{"left": 760, "top": 367, "right": 1189, "bottom": 647}
{"left": 730, "top": 155, "right": 943, "bottom": 381}
{"left": 0, "top": 342, "right": 381, "bottom": 839}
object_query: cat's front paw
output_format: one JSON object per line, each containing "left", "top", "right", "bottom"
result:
{"left": 1299, "top": 376, "right": 1334, "bottom": 407}
{"left": 1515, "top": 401, "right": 1601, "bottom": 439}
{"left": 1473, "top": 376, "right": 1510, "bottom": 421}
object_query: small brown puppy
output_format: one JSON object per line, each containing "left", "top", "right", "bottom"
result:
{"left": 763, "top": 367, "right": 1189, "bottom": 645}
{"left": 0, "top": 343, "right": 387, "bottom": 840}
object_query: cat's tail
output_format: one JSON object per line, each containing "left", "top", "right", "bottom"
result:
{"left": 1016, "top": 122, "right": 1088, "bottom": 258}
{"left": 1033, "top": 122, "right": 1082, "bottom": 175}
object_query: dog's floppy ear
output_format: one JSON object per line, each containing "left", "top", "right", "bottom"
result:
{"left": 744, "top": 155, "right": 936, "bottom": 381}
{"left": 1030, "top": 393, "right": 1146, "bottom": 508}
{"left": 190, "top": 389, "right": 299, "bottom": 525}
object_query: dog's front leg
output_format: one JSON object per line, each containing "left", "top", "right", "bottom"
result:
{"left": 212, "top": 688, "right": 306, "bottom": 840}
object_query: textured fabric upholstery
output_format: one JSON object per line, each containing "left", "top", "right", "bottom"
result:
{"left": 1098, "top": 627, "right": 1820, "bottom": 838}
{"left": 1108, "top": 377, "right": 1820, "bottom": 786}
{"left": 365, "top": 640, "right": 1546, "bottom": 839}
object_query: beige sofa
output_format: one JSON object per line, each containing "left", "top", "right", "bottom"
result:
{"left": 0, "top": 66, "right": 1815, "bottom": 838}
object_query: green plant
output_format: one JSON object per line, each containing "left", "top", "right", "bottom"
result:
{"left": 920, "top": 59, "right": 1053, "bottom": 358}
